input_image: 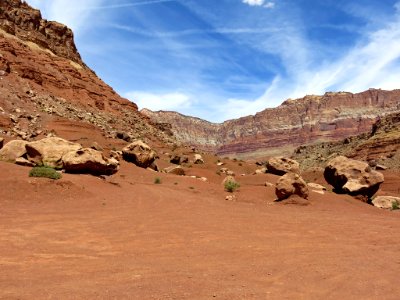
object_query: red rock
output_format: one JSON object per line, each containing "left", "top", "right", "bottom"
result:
{"left": 142, "top": 90, "right": 400, "bottom": 157}
{"left": 324, "top": 156, "right": 384, "bottom": 199}
{"left": 275, "top": 173, "right": 309, "bottom": 200}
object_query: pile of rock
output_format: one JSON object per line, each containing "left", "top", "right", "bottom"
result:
{"left": 0, "top": 137, "right": 119, "bottom": 175}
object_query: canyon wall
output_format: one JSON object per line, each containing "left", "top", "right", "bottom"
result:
{"left": 142, "top": 90, "right": 400, "bottom": 157}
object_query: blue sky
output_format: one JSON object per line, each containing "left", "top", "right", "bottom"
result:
{"left": 26, "top": 0, "right": 400, "bottom": 122}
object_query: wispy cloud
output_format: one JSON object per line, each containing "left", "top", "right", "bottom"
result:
{"left": 125, "top": 91, "right": 193, "bottom": 111}
{"left": 242, "top": 0, "right": 275, "bottom": 9}
{"left": 84, "top": 0, "right": 176, "bottom": 10}
{"left": 110, "top": 23, "right": 279, "bottom": 38}
{"left": 214, "top": 2, "right": 400, "bottom": 121}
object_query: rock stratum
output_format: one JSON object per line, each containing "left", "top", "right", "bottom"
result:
{"left": 0, "top": 0, "right": 172, "bottom": 146}
{"left": 142, "top": 89, "right": 400, "bottom": 158}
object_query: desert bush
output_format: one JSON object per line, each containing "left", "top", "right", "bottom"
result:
{"left": 392, "top": 200, "right": 400, "bottom": 210}
{"left": 29, "top": 166, "right": 61, "bottom": 180}
{"left": 224, "top": 180, "right": 240, "bottom": 193}
{"left": 154, "top": 177, "right": 162, "bottom": 184}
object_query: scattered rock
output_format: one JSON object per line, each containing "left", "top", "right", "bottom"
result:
{"left": 110, "top": 150, "right": 122, "bottom": 161}
{"left": 116, "top": 132, "right": 131, "bottom": 142}
{"left": 164, "top": 165, "right": 185, "bottom": 176}
{"left": 199, "top": 177, "right": 208, "bottom": 182}
{"left": 324, "top": 156, "right": 384, "bottom": 199}
{"left": 10, "top": 115, "right": 18, "bottom": 123}
{"left": 225, "top": 195, "right": 236, "bottom": 201}
{"left": 265, "top": 181, "right": 274, "bottom": 187}
{"left": 217, "top": 162, "right": 224, "bottom": 166}
{"left": 26, "top": 137, "right": 82, "bottom": 169}
{"left": 0, "top": 140, "right": 28, "bottom": 162}
{"left": 193, "top": 154, "right": 204, "bottom": 164}
{"left": 255, "top": 168, "right": 267, "bottom": 174}
{"left": 148, "top": 161, "right": 159, "bottom": 172}
{"left": 62, "top": 148, "right": 119, "bottom": 175}
{"left": 90, "top": 142, "right": 103, "bottom": 151}
{"left": 372, "top": 196, "right": 400, "bottom": 210}
{"left": 307, "top": 183, "right": 327, "bottom": 194}
{"left": 122, "top": 140, "right": 156, "bottom": 168}
{"left": 275, "top": 173, "right": 309, "bottom": 200}
{"left": 15, "top": 157, "right": 35, "bottom": 167}
{"left": 170, "top": 154, "right": 189, "bottom": 165}
{"left": 266, "top": 157, "right": 300, "bottom": 176}
{"left": 376, "top": 164, "right": 388, "bottom": 171}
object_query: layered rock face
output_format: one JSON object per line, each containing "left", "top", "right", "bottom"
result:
{"left": 143, "top": 90, "right": 400, "bottom": 157}
{"left": 0, "top": 0, "right": 82, "bottom": 64}
{"left": 292, "top": 111, "right": 400, "bottom": 170}
{"left": 0, "top": 0, "right": 172, "bottom": 145}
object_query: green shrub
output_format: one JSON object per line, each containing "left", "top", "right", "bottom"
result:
{"left": 224, "top": 180, "right": 240, "bottom": 193}
{"left": 392, "top": 200, "right": 399, "bottom": 210}
{"left": 29, "top": 166, "right": 62, "bottom": 180}
{"left": 154, "top": 177, "right": 162, "bottom": 184}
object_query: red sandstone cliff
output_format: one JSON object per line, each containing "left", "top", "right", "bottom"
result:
{"left": 142, "top": 90, "right": 400, "bottom": 158}
{"left": 0, "top": 0, "right": 172, "bottom": 144}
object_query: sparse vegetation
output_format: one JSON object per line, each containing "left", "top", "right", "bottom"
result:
{"left": 154, "top": 177, "right": 162, "bottom": 184}
{"left": 392, "top": 200, "right": 400, "bottom": 210}
{"left": 29, "top": 166, "right": 62, "bottom": 180}
{"left": 189, "top": 186, "right": 195, "bottom": 190}
{"left": 224, "top": 180, "right": 240, "bottom": 193}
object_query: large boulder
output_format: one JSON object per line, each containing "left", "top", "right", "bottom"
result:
{"left": 372, "top": 196, "right": 400, "bottom": 210}
{"left": 122, "top": 140, "right": 156, "bottom": 168}
{"left": 266, "top": 157, "right": 300, "bottom": 176}
{"left": 0, "top": 137, "right": 3, "bottom": 150}
{"left": 26, "top": 137, "right": 82, "bottom": 169}
{"left": 62, "top": 148, "right": 119, "bottom": 175}
{"left": 0, "top": 140, "right": 28, "bottom": 162}
{"left": 324, "top": 156, "right": 384, "bottom": 198}
{"left": 275, "top": 173, "right": 309, "bottom": 200}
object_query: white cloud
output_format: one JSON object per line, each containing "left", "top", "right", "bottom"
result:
{"left": 125, "top": 91, "right": 193, "bottom": 111}
{"left": 242, "top": 0, "right": 275, "bottom": 8}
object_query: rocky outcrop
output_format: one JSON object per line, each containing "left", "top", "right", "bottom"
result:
{"left": 324, "top": 156, "right": 384, "bottom": 199}
{"left": 0, "top": 137, "right": 3, "bottom": 149}
{"left": 275, "top": 173, "right": 309, "bottom": 200}
{"left": 26, "top": 137, "right": 81, "bottom": 168}
{"left": 122, "top": 140, "right": 156, "bottom": 168}
{"left": 0, "top": 0, "right": 82, "bottom": 64}
{"left": 266, "top": 157, "right": 300, "bottom": 176}
{"left": 142, "top": 89, "right": 400, "bottom": 157}
{"left": 0, "top": 139, "right": 27, "bottom": 162}
{"left": 62, "top": 148, "right": 119, "bottom": 175}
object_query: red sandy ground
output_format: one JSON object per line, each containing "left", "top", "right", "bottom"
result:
{"left": 0, "top": 159, "right": 400, "bottom": 299}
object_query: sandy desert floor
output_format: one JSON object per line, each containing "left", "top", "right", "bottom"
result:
{"left": 1, "top": 160, "right": 400, "bottom": 299}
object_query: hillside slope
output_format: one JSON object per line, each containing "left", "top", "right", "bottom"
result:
{"left": 0, "top": 0, "right": 173, "bottom": 146}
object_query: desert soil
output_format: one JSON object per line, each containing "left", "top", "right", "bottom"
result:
{"left": 1, "top": 159, "right": 400, "bottom": 300}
